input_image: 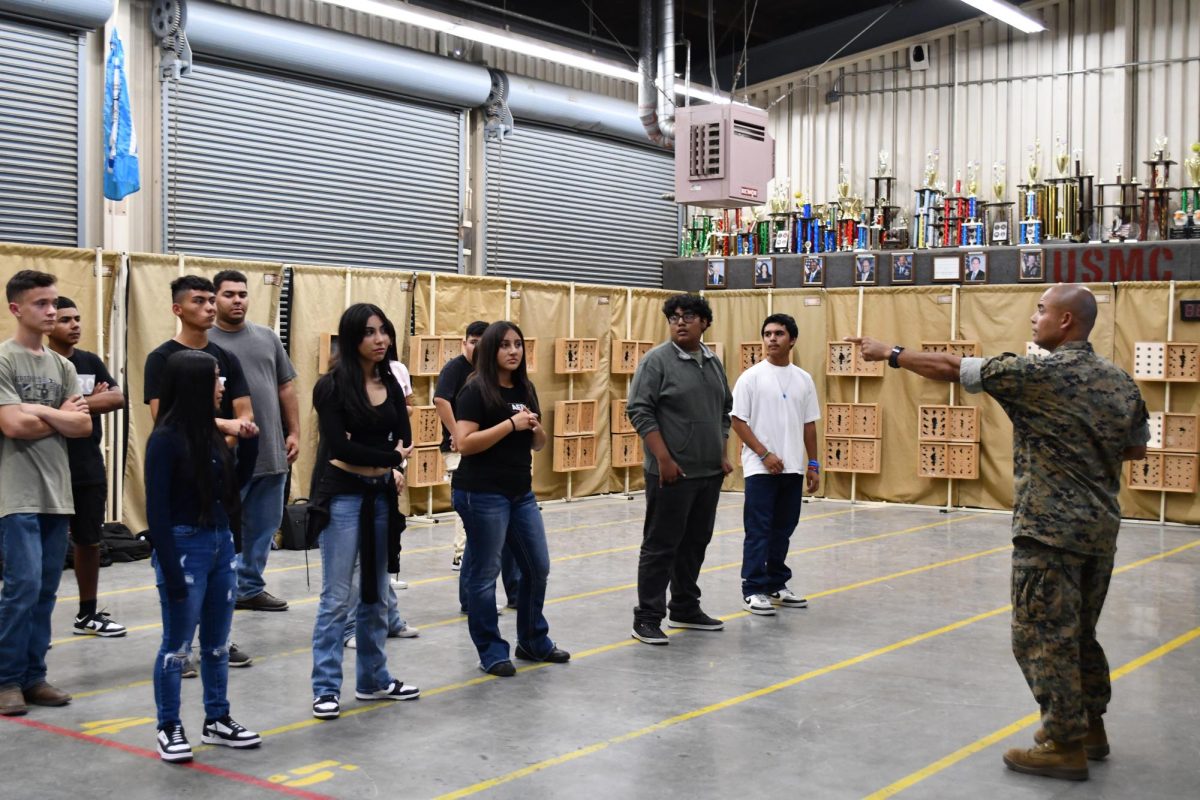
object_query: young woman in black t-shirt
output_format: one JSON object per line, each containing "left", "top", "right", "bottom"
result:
{"left": 453, "top": 321, "right": 568, "bottom": 676}
{"left": 309, "top": 304, "right": 418, "bottom": 720}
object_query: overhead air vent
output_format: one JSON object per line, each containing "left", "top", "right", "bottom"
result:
{"left": 674, "top": 104, "right": 774, "bottom": 209}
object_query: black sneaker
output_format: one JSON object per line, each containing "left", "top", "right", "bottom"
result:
{"left": 355, "top": 680, "right": 420, "bottom": 701}
{"left": 514, "top": 644, "right": 570, "bottom": 663}
{"left": 631, "top": 621, "right": 669, "bottom": 645}
{"left": 228, "top": 643, "right": 253, "bottom": 667}
{"left": 312, "top": 695, "right": 340, "bottom": 719}
{"left": 156, "top": 722, "right": 193, "bottom": 763}
{"left": 73, "top": 609, "right": 127, "bottom": 637}
{"left": 666, "top": 612, "right": 724, "bottom": 631}
{"left": 479, "top": 660, "right": 517, "bottom": 677}
{"left": 235, "top": 591, "right": 289, "bottom": 612}
{"left": 201, "top": 715, "right": 261, "bottom": 748}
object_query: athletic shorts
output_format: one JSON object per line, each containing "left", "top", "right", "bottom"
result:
{"left": 69, "top": 482, "right": 107, "bottom": 547}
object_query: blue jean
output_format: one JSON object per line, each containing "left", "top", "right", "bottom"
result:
{"left": 741, "top": 474, "right": 804, "bottom": 596}
{"left": 345, "top": 582, "right": 405, "bottom": 641}
{"left": 236, "top": 472, "right": 287, "bottom": 600}
{"left": 152, "top": 524, "right": 237, "bottom": 727}
{"left": 0, "top": 514, "right": 69, "bottom": 689}
{"left": 311, "top": 493, "right": 392, "bottom": 697}
{"left": 453, "top": 490, "right": 553, "bottom": 669}
{"left": 458, "top": 540, "right": 522, "bottom": 613}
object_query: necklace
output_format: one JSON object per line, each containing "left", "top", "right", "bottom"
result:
{"left": 772, "top": 364, "right": 794, "bottom": 399}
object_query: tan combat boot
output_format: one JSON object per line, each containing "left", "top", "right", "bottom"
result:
{"left": 1003, "top": 739, "right": 1089, "bottom": 781}
{"left": 1034, "top": 716, "right": 1109, "bottom": 760}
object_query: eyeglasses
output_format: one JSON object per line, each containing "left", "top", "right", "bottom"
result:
{"left": 667, "top": 313, "right": 699, "bottom": 324}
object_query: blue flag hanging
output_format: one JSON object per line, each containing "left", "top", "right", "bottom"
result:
{"left": 103, "top": 29, "right": 140, "bottom": 201}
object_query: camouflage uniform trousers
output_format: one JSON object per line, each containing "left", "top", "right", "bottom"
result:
{"left": 1010, "top": 536, "right": 1114, "bottom": 743}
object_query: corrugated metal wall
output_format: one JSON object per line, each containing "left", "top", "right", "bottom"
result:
{"left": 747, "top": 0, "right": 1199, "bottom": 210}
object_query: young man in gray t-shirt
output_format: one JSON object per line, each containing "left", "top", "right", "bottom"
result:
{"left": 0, "top": 270, "right": 93, "bottom": 717}
{"left": 209, "top": 270, "right": 299, "bottom": 612}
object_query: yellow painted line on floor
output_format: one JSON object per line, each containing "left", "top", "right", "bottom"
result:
{"left": 864, "top": 623, "right": 1200, "bottom": 799}
{"left": 433, "top": 537, "right": 1200, "bottom": 799}
{"left": 253, "top": 533, "right": 1002, "bottom": 743}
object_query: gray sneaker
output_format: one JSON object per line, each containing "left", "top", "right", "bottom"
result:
{"left": 228, "top": 643, "right": 253, "bottom": 667}
{"left": 235, "top": 591, "right": 289, "bottom": 612}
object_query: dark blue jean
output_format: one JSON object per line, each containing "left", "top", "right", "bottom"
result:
{"left": 152, "top": 524, "right": 237, "bottom": 727}
{"left": 236, "top": 471, "right": 287, "bottom": 600}
{"left": 741, "top": 474, "right": 804, "bottom": 596}
{"left": 458, "top": 540, "right": 522, "bottom": 613}
{"left": 453, "top": 490, "right": 553, "bottom": 669}
{"left": 0, "top": 513, "right": 69, "bottom": 689}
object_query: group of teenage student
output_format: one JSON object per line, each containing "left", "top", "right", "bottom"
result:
{"left": 2, "top": 272, "right": 815, "bottom": 768}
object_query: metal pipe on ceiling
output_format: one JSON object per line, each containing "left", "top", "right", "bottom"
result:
{"left": 0, "top": 0, "right": 113, "bottom": 28}
{"left": 655, "top": 0, "right": 676, "bottom": 140}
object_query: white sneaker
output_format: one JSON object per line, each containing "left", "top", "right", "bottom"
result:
{"left": 390, "top": 575, "right": 408, "bottom": 590}
{"left": 344, "top": 636, "right": 356, "bottom": 649}
{"left": 355, "top": 680, "right": 420, "bottom": 701}
{"left": 743, "top": 594, "right": 776, "bottom": 615}
{"left": 769, "top": 588, "right": 808, "bottom": 608}
{"left": 156, "top": 723, "right": 193, "bottom": 763}
{"left": 389, "top": 623, "right": 419, "bottom": 639}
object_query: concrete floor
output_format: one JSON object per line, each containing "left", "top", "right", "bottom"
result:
{"left": 3, "top": 495, "right": 1198, "bottom": 800}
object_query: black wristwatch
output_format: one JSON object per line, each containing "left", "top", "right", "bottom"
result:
{"left": 888, "top": 345, "right": 905, "bottom": 369}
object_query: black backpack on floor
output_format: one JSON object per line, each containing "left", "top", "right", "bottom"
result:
{"left": 104, "top": 523, "right": 153, "bottom": 562}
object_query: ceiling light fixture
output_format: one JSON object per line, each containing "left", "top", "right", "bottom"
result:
{"left": 318, "top": 0, "right": 734, "bottom": 102}
{"left": 957, "top": 0, "right": 1046, "bottom": 34}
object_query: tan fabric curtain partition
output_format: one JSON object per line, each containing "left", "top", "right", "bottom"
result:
{"left": 0, "top": 244, "right": 118, "bottom": 355}
{"left": 1114, "top": 282, "right": 1200, "bottom": 525}
{"left": 121, "top": 254, "right": 283, "bottom": 534}
{"left": 7, "top": 240, "right": 1190, "bottom": 530}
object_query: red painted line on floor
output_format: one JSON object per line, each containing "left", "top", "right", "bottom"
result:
{"left": 1, "top": 715, "right": 334, "bottom": 800}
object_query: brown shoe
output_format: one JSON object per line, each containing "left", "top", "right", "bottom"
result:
{"left": 234, "top": 591, "right": 288, "bottom": 612}
{"left": 23, "top": 681, "right": 71, "bottom": 707}
{"left": 0, "top": 684, "right": 27, "bottom": 716}
{"left": 1003, "top": 739, "right": 1088, "bottom": 781}
{"left": 1034, "top": 717, "right": 1109, "bottom": 760}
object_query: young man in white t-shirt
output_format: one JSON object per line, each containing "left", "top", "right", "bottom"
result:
{"left": 730, "top": 314, "right": 821, "bottom": 616}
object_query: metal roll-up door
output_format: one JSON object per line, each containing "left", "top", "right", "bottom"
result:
{"left": 0, "top": 18, "right": 79, "bottom": 246}
{"left": 166, "top": 61, "right": 462, "bottom": 272}
{"left": 485, "top": 124, "right": 676, "bottom": 287}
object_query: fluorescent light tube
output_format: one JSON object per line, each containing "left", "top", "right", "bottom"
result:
{"left": 958, "top": 0, "right": 1046, "bottom": 33}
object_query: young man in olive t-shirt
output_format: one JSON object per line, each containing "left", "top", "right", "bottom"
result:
{"left": 0, "top": 271, "right": 93, "bottom": 717}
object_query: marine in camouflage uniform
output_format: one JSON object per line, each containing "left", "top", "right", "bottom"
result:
{"left": 850, "top": 284, "right": 1149, "bottom": 782}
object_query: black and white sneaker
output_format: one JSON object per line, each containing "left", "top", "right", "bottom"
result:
{"left": 631, "top": 621, "right": 669, "bottom": 645}
{"left": 312, "top": 695, "right": 340, "bottom": 720}
{"left": 355, "top": 680, "right": 420, "bottom": 701}
{"left": 73, "top": 610, "right": 127, "bottom": 637}
{"left": 156, "top": 722, "right": 193, "bottom": 763}
{"left": 768, "top": 588, "right": 808, "bottom": 608}
{"left": 201, "top": 715, "right": 261, "bottom": 748}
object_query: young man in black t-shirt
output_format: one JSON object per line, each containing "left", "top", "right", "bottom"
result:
{"left": 144, "top": 275, "right": 254, "bottom": 672}
{"left": 48, "top": 298, "right": 127, "bottom": 637}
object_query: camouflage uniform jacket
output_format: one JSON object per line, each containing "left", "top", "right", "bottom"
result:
{"left": 960, "top": 341, "right": 1149, "bottom": 556}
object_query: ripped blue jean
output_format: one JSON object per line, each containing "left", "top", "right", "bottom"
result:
{"left": 152, "top": 524, "right": 237, "bottom": 727}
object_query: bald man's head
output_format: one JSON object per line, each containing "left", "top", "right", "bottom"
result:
{"left": 1031, "top": 284, "right": 1097, "bottom": 350}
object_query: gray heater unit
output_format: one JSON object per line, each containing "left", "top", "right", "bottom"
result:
{"left": 674, "top": 103, "right": 774, "bottom": 208}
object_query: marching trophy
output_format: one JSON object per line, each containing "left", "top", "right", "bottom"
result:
{"left": 867, "top": 149, "right": 903, "bottom": 248}
{"left": 912, "top": 148, "right": 944, "bottom": 249}
{"left": 1180, "top": 143, "right": 1200, "bottom": 239}
{"left": 1095, "top": 161, "right": 1141, "bottom": 242}
{"left": 983, "top": 161, "right": 1014, "bottom": 245}
{"left": 1018, "top": 140, "right": 1047, "bottom": 245}
{"left": 960, "top": 161, "right": 984, "bottom": 246}
{"left": 1045, "top": 135, "right": 1079, "bottom": 240}
{"left": 1141, "top": 135, "right": 1177, "bottom": 241}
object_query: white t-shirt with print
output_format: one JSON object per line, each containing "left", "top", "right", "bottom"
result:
{"left": 731, "top": 360, "right": 820, "bottom": 478}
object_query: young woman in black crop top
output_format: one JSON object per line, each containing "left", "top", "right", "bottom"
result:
{"left": 453, "top": 321, "right": 569, "bottom": 676}
{"left": 309, "top": 303, "right": 419, "bottom": 720}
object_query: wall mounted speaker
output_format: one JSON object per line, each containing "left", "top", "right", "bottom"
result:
{"left": 909, "top": 43, "right": 930, "bottom": 71}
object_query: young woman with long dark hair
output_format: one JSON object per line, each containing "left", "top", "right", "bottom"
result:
{"left": 309, "top": 303, "right": 418, "bottom": 720}
{"left": 453, "top": 321, "right": 568, "bottom": 677}
{"left": 145, "top": 350, "right": 260, "bottom": 763}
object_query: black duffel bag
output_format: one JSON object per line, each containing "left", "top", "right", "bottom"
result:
{"left": 279, "top": 498, "right": 315, "bottom": 550}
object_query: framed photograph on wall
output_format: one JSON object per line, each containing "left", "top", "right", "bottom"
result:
{"left": 932, "top": 255, "right": 961, "bottom": 283}
{"left": 1019, "top": 248, "right": 1044, "bottom": 282}
{"left": 963, "top": 251, "right": 988, "bottom": 284}
{"left": 890, "top": 252, "right": 914, "bottom": 284}
{"left": 801, "top": 255, "right": 825, "bottom": 287}
{"left": 853, "top": 253, "right": 877, "bottom": 285}
{"left": 753, "top": 256, "right": 775, "bottom": 288}
{"left": 705, "top": 258, "right": 727, "bottom": 289}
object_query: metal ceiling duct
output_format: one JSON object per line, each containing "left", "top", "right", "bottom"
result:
{"left": 0, "top": 0, "right": 114, "bottom": 28}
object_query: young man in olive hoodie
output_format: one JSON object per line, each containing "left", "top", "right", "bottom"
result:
{"left": 626, "top": 294, "right": 733, "bottom": 645}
